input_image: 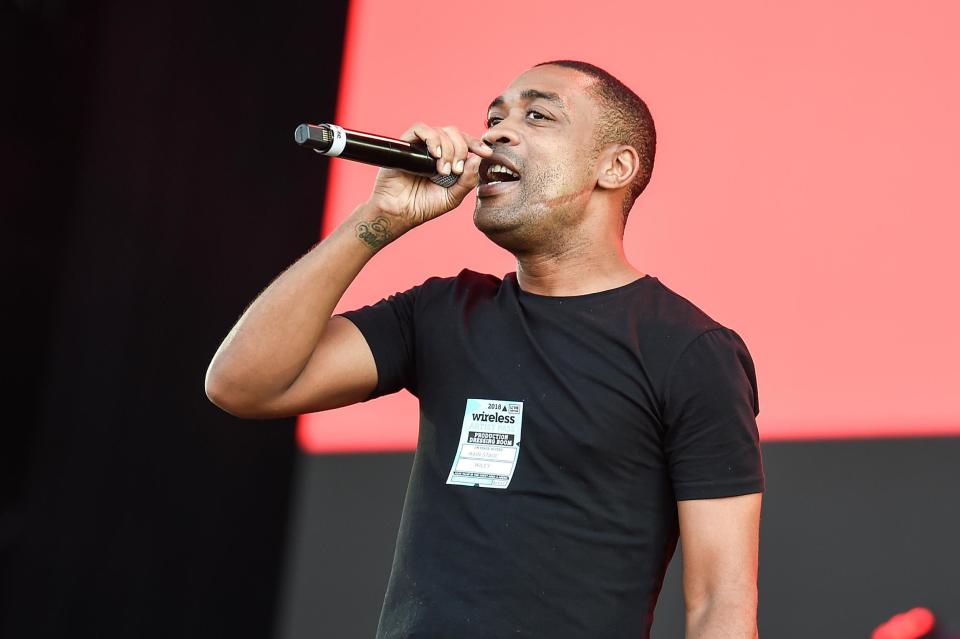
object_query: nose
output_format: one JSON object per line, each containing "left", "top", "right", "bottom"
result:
{"left": 482, "top": 120, "right": 519, "bottom": 146}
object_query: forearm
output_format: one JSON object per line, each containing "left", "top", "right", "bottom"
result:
{"left": 685, "top": 590, "right": 758, "bottom": 639}
{"left": 204, "top": 201, "right": 402, "bottom": 407}
{"left": 205, "top": 119, "right": 486, "bottom": 414}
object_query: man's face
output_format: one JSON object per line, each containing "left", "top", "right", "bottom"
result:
{"left": 473, "top": 65, "right": 600, "bottom": 250}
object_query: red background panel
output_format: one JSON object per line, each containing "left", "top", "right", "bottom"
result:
{"left": 298, "top": 0, "right": 960, "bottom": 453}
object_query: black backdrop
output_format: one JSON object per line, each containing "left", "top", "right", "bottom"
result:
{"left": 1, "top": 1, "right": 349, "bottom": 636}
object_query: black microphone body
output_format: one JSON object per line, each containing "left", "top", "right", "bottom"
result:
{"left": 294, "top": 123, "right": 459, "bottom": 187}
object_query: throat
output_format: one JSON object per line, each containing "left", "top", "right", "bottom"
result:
{"left": 513, "top": 232, "right": 640, "bottom": 297}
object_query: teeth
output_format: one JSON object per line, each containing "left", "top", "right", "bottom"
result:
{"left": 486, "top": 163, "right": 520, "bottom": 181}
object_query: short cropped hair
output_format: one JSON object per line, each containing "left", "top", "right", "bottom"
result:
{"left": 535, "top": 60, "right": 656, "bottom": 218}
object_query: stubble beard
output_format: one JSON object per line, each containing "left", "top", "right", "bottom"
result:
{"left": 473, "top": 164, "right": 591, "bottom": 255}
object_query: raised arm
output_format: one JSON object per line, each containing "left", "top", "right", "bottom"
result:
{"left": 204, "top": 124, "right": 491, "bottom": 419}
{"left": 678, "top": 493, "right": 762, "bottom": 639}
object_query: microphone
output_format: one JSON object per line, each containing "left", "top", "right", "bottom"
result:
{"left": 294, "top": 123, "right": 460, "bottom": 187}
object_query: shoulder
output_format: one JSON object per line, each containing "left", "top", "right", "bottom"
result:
{"left": 641, "top": 277, "right": 725, "bottom": 334}
{"left": 451, "top": 268, "right": 504, "bottom": 292}
{"left": 415, "top": 268, "right": 505, "bottom": 305}
{"left": 632, "top": 276, "right": 732, "bottom": 353}
{"left": 630, "top": 277, "right": 755, "bottom": 384}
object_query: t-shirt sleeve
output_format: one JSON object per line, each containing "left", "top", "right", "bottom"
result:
{"left": 662, "top": 327, "right": 764, "bottom": 501}
{"left": 337, "top": 285, "right": 420, "bottom": 400}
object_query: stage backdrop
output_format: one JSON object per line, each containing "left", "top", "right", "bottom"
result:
{"left": 298, "top": 0, "right": 960, "bottom": 452}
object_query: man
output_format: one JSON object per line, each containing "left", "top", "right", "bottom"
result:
{"left": 206, "top": 60, "right": 763, "bottom": 638}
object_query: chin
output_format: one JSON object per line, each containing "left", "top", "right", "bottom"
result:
{"left": 473, "top": 202, "right": 524, "bottom": 235}
{"left": 474, "top": 205, "right": 539, "bottom": 253}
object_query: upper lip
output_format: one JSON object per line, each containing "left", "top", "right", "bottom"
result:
{"left": 479, "top": 151, "right": 522, "bottom": 184}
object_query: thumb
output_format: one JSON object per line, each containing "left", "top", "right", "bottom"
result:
{"left": 444, "top": 155, "right": 483, "bottom": 203}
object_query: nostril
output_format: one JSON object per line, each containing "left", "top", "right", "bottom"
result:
{"left": 482, "top": 129, "right": 513, "bottom": 145}
{"left": 483, "top": 134, "right": 511, "bottom": 145}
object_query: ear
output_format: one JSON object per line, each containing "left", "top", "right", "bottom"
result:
{"left": 596, "top": 144, "right": 640, "bottom": 192}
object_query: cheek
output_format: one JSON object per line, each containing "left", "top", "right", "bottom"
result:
{"left": 526, "top": 142, "right": 580, "bottom": 186}
{"left": 536, "top": 153, "right": 589, "bottom": 192}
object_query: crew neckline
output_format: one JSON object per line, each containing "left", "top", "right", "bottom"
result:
{"left": 509, "top": 272, "right": 654, "bottom": 302}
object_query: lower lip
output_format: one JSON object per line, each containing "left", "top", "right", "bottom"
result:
{"left": 477, "top": 180, "right": 520, "bottom": 198}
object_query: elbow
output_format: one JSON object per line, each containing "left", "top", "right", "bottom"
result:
{"left": 205, "top": 385, "right": 268, "bottom": 420}
{"left": 686, "top": 582, "right": 757, "bottom": 612}
{"left": 205, "top": 374, "right": 242, "bottom": 417}
{"left": 204, "top": 364, "right": 262, "bottom": 419}
{"left": 685, "top": 585, "right": 758, "bottom": 639}
{"left": 205, "top": 382, "right": 238, "bottom": 416}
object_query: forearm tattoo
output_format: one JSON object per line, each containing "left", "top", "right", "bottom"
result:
{"left": 356, "top": 216, "right": 391, "bottom": 250}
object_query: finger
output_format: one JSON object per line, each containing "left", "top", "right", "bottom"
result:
{"left": 433, "top": 128, "right": 455, "bottom": 175}
{"left": 442, "top": 126, "right": 469, "bottom": 174}
{"left": 464, "top": 133, "right": 494, "bottom": 157}
{"left": 403, "top": 123, "right": 445, "bottom": 162}
{"left": 446, "top": 154, "right": 483, "bottom": 201}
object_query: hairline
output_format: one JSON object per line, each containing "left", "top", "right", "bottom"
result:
{"left": 533, "top": 61, "right": 654, "bottom": 220}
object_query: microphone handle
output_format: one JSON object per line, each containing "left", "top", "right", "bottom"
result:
{"left": 294, "top": 124, "right": 459, "bottom": 187}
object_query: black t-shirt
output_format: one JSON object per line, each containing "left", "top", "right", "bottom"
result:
{"left": 340, "top": 269, "right": 763, "bottom": 639}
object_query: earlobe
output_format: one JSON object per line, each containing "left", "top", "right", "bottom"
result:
{"left": 596, "top": 145, "right": 640, "bottom": 191}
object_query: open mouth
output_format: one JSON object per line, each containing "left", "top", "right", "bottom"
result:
{"left": 479, "top": 156, "right": 522, "bottom": 186}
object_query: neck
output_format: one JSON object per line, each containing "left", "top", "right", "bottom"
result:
{"left": 513, "top": 226, "right": 643, "bottom": 296}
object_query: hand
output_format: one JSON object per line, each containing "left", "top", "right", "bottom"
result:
{"left": 367, "top": 123, "right": 493, "bottom": 230}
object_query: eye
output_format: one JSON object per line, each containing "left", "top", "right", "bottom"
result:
{"left": 526, "top": 110, "right": 549, "bottom": 121}
{"left": 486, "top": 116, "right": 503, "bottom": 128}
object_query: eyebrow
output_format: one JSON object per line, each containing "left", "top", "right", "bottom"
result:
{"left": 487, "top": 89, "right": 568, "bottom": 115}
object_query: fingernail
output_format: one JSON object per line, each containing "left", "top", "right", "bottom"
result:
{"left": 455, "top": 160, "right": 464, "bottom": 174}
{"left": 435, "top": 146, "right": 442, "bottom": 157}
{"left": 443, "top": 162, "right": 452, "bottom": 175}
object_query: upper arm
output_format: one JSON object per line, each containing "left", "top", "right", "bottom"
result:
{"left": 677, "top": 493, "right": 762, "bottom": 610}
{"left": 251, "top": 315, "right": 378, "bottom": 418}
{"left": 663, "top": 328, "right": 764, "bottom": 500}
{"left": 253, "top": 282, "right": 421, "bottom": 419}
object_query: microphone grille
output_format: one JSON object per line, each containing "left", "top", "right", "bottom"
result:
{"left": 429, "top": 174, "right": 459, "bottom": 188}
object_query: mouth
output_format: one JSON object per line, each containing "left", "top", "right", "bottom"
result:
{"left": 477, "top": 153, "right": 522, "bottom": 198}
{"left": 479, "top": 153, "right": 522, "bottom": 185}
